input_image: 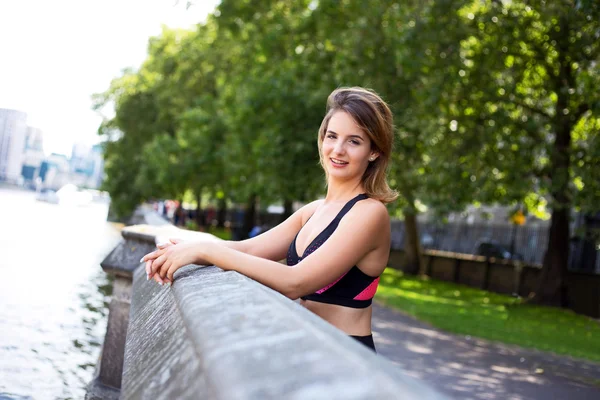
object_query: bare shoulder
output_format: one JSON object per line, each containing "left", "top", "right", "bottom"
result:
{"left": 353, "top": 198, "right": 390, "bottom": 225}
{"left": 336, "top": 198, "right": 390, "bottom": 251}
{"left": 338, "top": 198, "right": 390, "bottom": 235}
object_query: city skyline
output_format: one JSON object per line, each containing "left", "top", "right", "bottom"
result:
{"left": 0, "top": 0, "right": 219, "bottom": 157}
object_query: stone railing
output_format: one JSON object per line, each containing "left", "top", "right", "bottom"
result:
{"left": 87, "top": 207, "right": 447, "bottom": 399}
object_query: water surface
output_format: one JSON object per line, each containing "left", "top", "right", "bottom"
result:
{"left": 0, "top": 188, "right": 121, "bottom": 399}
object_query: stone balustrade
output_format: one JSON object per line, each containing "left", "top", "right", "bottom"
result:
{"left": 87, "top": 207, "right": 447, "bottom": 400}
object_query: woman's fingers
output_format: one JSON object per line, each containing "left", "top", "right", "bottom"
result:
{"left": 151, "top": 253, "right": 167, "bottom": 275}
{"left": 144, "top": 244, "right": 181, "bottom": 286}
{"left": 156, "top": 241, "right": 171, "bottom": 250}
{"left": 153, "top": 272, "right": 164, "bottom": 286}
{"left": 145, "top": 260, "right": 153, "bottom": 279}
{"left": 141, "top": 248, "right": 163, "bottom": 263}
{"left": 159, "top": 259, "right": 173, "bottom": 280}
{"left": 166, "top": 263, "right": 180, "bottom": 282}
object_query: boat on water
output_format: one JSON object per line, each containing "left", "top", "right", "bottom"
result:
{"left": 36, "top": 184, "right": 94, "bottom": 206}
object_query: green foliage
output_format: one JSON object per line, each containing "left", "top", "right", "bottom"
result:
{"left": 377, "top": 268, "right": 600, "bottom": 362}
{"left": 93, "top": 1, "right": 600, "bottom": 301}
{"left": 429, "top": 1, "right": 600, "bottom": 213}
{"left": 95, "top": 0, "right": 600, "bottom": 215}
{"left": 215, "top": 0, "right": 328, "bottom": 204}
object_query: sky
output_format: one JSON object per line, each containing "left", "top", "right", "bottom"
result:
{"left": 0, "top": 0, "right": 220, "bottom": 157}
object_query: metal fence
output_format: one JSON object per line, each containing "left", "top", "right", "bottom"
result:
{"left": 391, "top": 220, "right": 600, "bottom": 274}
{"left": 391, "top": 221, "right": 549, "bottom": 265}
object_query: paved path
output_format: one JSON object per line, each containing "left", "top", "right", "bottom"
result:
{"left": 373, "top": 302, "right": 600, "bottom": 400}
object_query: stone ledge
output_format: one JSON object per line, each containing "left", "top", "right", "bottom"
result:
{"left": 173, "top": 266, "right": 446, "bottom": 399}
{"left": 122, "top": 224, "right": 219, "bottom": 245}
{"left": 120, "top": 260, "right": 447, "bottom": 399}
{"left": 116, "top": 208, "right": 447, "bottom": 399}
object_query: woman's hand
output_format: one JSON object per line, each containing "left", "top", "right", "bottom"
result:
{"left": 143, "top": 239, "right": 176, "bottom": 285}
{"left": 141, "top": 238, "right": 212, "bottom": 285}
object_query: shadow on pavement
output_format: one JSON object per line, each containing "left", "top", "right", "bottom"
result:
{"left": 373, "top": 303, "right": 600, "bottom": 400}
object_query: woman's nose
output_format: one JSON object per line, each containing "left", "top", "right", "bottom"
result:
{"left": 333, "top": 141, "right": 346, "bottom": 155}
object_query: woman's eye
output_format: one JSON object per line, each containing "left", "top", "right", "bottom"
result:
{"left": 326, "top": 134, "right": 336, "bottom": 139}
{"left": 350, "top": 140, "right": 360, "bottom": 145}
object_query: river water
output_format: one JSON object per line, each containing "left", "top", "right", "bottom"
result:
{"left": 0, "top": 188, "right": 122, "bottom": 400}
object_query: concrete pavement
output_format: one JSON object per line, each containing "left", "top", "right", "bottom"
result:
{"left": 373, "top": 303, "right": 600, "bottom": 400}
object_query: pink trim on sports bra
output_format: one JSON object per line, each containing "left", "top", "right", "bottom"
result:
{"left": 316, "top": 271, "right": 349, "bottom": 294}
{"left": 353, "top": 277, "right": 380, "bottom": 300}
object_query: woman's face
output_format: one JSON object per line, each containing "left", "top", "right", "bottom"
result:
{"left": 321, "top": 111, "right": 378, "bottom": 181}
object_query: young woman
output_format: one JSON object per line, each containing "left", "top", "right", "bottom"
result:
{"left": 142, "top": 87, "right": 398, "bottom": 351}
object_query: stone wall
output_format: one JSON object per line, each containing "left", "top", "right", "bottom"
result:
{"left": 388, "top": 249, "right": 600, "bottom": 318}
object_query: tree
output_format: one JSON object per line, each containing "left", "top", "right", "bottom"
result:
{"left": 434, "top": 0, "right": 600, "bottom": 305}
{"left": 304, "top": 0, "right": 476, "bottom": 273}
{"left": 94, "top": 23, "right": 228, "bottom": 218}
{"left": 214, "top": 0, "right": 328, "bottom": 230}
{"left": 93, "top": 68, "right": 166, "bottom": 217}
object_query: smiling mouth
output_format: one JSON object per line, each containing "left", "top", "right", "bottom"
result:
{"left": 330, "top": 158, "right": 348, "bottom": 165}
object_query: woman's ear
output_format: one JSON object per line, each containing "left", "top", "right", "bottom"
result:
{"left": 368, "top": 152, "right": 380, "bottom": 162}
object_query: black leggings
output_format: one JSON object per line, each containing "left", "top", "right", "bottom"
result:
{"left": 350, "top": 334, "right": 376, "bottom": 352}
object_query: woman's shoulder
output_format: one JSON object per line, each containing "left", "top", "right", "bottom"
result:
{"left": 356, "top": 197, "right": 390, "bottom": 221}
{"left": 340, "top": 198, "right": 390, "bottom": 247}
{"left": 347, "top": 198, "right": 391, "bottom": 231}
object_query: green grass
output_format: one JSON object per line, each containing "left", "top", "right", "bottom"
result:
{"left": 376, "top": 268, "right": 600, "bottom": 362}
{"left": 207, "top": 226, "right": 232, "bottom": 240}
{"left": 182, "top": 221, "right": 233, "bottom": 240}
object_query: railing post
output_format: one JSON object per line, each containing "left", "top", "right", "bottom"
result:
{"left": 97, "top": 274, "right": 131, "bottom": 389}
{"left": 453, "top": 258, "right": 461, "bottom": 283}
{"left": 482, "top": 258, "right": 492, "bottom": 290}
{"left": 86, "top": 229, "right": 156, "bottom": 400}
{"left": 426, "top": 255, "right": 434, "bottom": 276}
{"left": 514, "top": 261, "right": 524, "bottom": 296}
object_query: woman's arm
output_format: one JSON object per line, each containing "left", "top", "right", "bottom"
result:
{"left": 144, "top": 201, "right": 320, "bottom": 283}
{"left": 147, "top": 200, "right": 389, "bottom": 298}
{"left": 221, "top": 200, "right": 320, "bottom": 261}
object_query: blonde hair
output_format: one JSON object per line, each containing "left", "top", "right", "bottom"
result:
{"left": 318, "top": 87, "right": 398, "bottom": 204}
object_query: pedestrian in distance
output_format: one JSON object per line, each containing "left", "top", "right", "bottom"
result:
{"left": 141, "top": 87, "right": 398, "bottom": 351}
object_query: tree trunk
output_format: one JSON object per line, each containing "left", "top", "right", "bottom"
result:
{"left": 242, "top": 194, "right": 257, "bottom": 240}
{"left": 174, "top": 198, "right": 184, "bottom": 227}
{"left": 217, "top": 197, "right": 227, "bottom": 228}
{"left": 537, "top": 208, "right": 570, "bottom": 306}
{"left": 282, "top": 199, "right": 293, "bottom": 222}
{"left": 404, "top": 212, "right": 422, "bottom": 275}
{"left": 536, "top": 118, "right": 571, "bottom": 306}
{"left": 536, "top": 20, "right": 573, "bottom": 307}
{"left": 195, "top": 191, "right": 205, "bottom": 230}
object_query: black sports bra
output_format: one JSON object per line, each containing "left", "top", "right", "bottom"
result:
{"left": 286, "top": 193, "right": 380, "bottom": 308}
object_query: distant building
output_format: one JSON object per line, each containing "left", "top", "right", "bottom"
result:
{"left": 0, "top": 108, "right": 27, "bottom": 183}
{"left": 25, "top": 126, "right": 44, "bottom": 152}
{"left": 40, "top": 153, "right": 70, "bottom": 190}
{"left": 90, "top": 143, "right": 105, "bottom": 189}
{"left": 69, "top": 142, "right": 104, "bottom": 189}
{"left": 21, "top": 126, "right": 45, "bottom": 183}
